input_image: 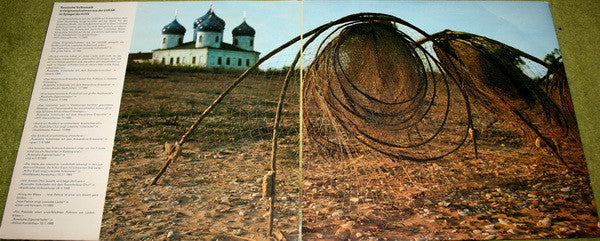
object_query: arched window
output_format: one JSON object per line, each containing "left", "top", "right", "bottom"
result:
{"left": 246, "top": 59, "right": 250, "bottom": 66}
{"left": 238, "top": 59, "right": 241, "bottom": 66}
{"left": 170, "top": 58, "right": 174, "bottom": 65}
{"left": 250, "top": 39, "right": 253, "bottom": 47}
{"left": 215, "top": 36, "right": 219, "bottom": 43}
{"left": 226, "top": 57, "right": 230, "bottom": 65}
{"left": 192, "top": 56, "right": 196, "bottom": 64}
{"left": 217, "top": 57, "right": 222, "bottom": 65}
{"left": 176, "top": 57, "right": 180, "bottom": 64}
{"left": 162, "top": 37, "right": 166, "bottom": 44}
{"left": 178, "top": 37, "right": 183, "bottom": 45}
{"left": 161, "top": 58, "right": 165, "bottom": 64}
{"left": 233, "top": 39, "right": 238, "bottom": 46}
{"left": 198, "top": 35, "right": 203, "bottom": 42}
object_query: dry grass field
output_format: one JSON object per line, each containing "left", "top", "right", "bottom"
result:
{"left": 100, "top": 66, "right": 300, "bottom": 240}
{"left": 99, "top": 64, "right": 599, "bottom": 241}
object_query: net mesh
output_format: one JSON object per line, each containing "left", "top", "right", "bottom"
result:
{"left": 430, "top": 31, "right": 583, "bottom": 168}
{"left": 304, "top": 22, "right": 470, "bottom": 162}
{"left": 300, "top": 15, "right": 596, "bottom": 240}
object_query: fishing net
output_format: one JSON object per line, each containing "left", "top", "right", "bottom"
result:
{"left": 429, "top": 31, "right": 575, "bottom": 166}
{"left": 122, "top": 12, "right": 594, "bottom": 240}
{"left": 543, "top": 58, "right": 579, "bottom": 135}
{"left": 301, "top": 20, "right": 479, "bottom": 239}
{"left": 301, "top": 15, "right": 595, "bottom": 240}
{"left": 304, "top": 22, "right": 470, "bottom": 162}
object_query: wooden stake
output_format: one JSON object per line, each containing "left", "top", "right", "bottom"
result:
{"left": 266, "top": 21, "right": 328, "bottom": 236}
{"left": 267, "top": 53, "right": 297, "bottom": 237}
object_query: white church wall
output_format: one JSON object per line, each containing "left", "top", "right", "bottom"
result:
{"left": 160, "top": 34, "right": 183, "bottom": 49}
{"left": 196, "top": 31, "right": 223, "bottom": 48}
{"left": 232, "top": 36, "right": 254, "bottom": 51}
{"left": 152, "top": 48, "right": 209, "bottom": 66}
{"left": 193, "top": 49, "right": 209, "bottom": 66}
{"left": 206, "top": 49, "right": 259, "bottom": 69}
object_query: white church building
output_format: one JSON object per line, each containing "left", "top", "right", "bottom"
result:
{"left": 152, "top": 7, "right": 260, "bottom": 69}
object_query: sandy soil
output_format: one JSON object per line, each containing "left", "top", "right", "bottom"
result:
{"left": 302, "top": 118, "right": 600, "bottom": 240}
{"left": 100, "top": 69, "right": 599, "bottom": 241}
{"left": 100, "top": 69, "right": 300, "bottom": 240}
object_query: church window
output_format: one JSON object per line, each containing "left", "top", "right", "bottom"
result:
{"left": 250, "top": 39, "right": 253, "bottom": 47}
{"left": 218, "top": 57, "right": 222, "bottom": 65}
{"left": 162, "top": 37, "right": 166, "bottom": 44}
{"left": 178, "top": 37, "right": 183, "bottom": 45}
{"left": 215, "top": 36, "right": 219, "bottom": 43}
{"left": 226, "top": 57, "right": 230, "bottom": 65}
{"left": 198, "top": 35, "right": 203, "bottom": 42}
{"left": 161, "top": 58, "right": 165, "bottom": 64}
{"left": 246, "top": 59, "right": 250, "bottom": 66}
{"left": 176, "top": 57, "right": 180, "bottom": 64}
{"left": 234, "top": 39, "right": 238, "bottom": 46}
{"left": 238, "top": 59, "right": 241, "bottom": 66}
{"left": 192, "top": 56, "right": 196, "bottom": 64}
{"left": 170, "top": 58, "right": 174, "bottom": 65}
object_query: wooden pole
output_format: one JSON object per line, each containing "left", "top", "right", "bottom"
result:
{"left": 150, "top": 13, "right": 409, "bottom": 185}
{"left": 150, "top": 28, "right": 320, "bottom": 185}
{"left": 267, "top": 54, "right": 298, "bottom": 237}
{"left": 266, "top": 20, "right": 336, "bottom": 236}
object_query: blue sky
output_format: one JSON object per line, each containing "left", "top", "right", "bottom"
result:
{"left": 130, "top": 1, "right": 560, "bottom": 68}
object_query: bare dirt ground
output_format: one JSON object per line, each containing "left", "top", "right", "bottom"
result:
{"left": 100, "top": 67, "right": 599, "bottom": 241}
{"left": 100, "top": 69, "right": 300, "bottom": 240}
{"left": 302, "top": 117, "right": 600, "bottom": 240}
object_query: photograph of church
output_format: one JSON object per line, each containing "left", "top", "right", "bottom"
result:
{"left": 152, "top": 6, "right": 260, "bottom": 69}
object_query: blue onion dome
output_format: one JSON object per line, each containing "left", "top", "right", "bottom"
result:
{"left": 193, "top": 10, "right": 211, "bottom": 29}
{"left": 162, "top": 19, "right": 186, "bottom": 35}
{"left": 232, "top": 21, "right": 255, "bottom": 36}
{"left": 196, "top": 11, "right": 225, "bottom": 32}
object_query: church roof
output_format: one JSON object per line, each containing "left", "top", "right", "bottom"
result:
{"left": 232, "top": 21, "right": 255, "bottom": 36}
{"left": 162, "top": 19, "right": 186, "bottom": 35}
{"left": 193, "top": 10, "right": 211, "bottom": 29}
{"left": 154, "top": 41, "right": 259, "bottom": 53}
{"left": 196, "top": 11, "right": 225, "bottom": 32}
